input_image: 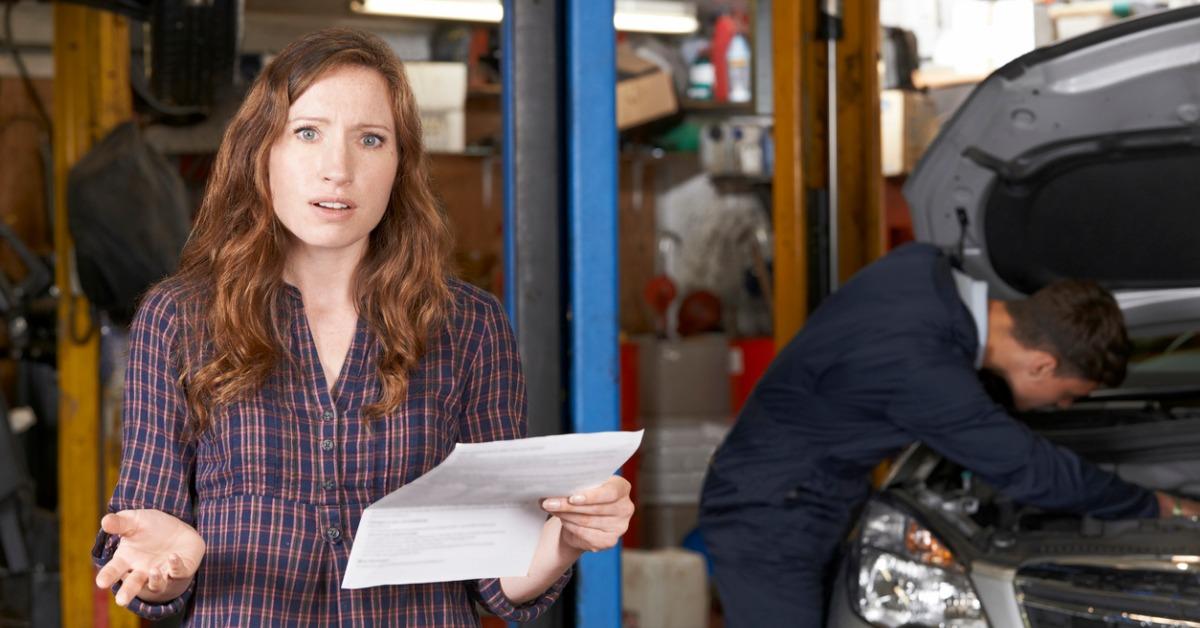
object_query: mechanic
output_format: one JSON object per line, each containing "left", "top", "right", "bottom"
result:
{"left": 699, "top": 242, "right": 1200, "bottom": 627}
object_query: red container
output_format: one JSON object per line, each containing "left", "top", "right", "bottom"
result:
{"left": 711, "top": 14, "right": 736, "bottom": 102}
{"left": 730, "top": 337, "right": 775, "bottom": 417}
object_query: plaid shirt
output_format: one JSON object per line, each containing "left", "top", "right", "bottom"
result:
{"left": 93, "top": 278, "right": 570, "bottom": 626}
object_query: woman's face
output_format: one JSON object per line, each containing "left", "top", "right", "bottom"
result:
{"left": 268, "top": 64, "right": 398, "bottom": 262}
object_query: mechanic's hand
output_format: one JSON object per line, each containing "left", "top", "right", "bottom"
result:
{"left": 1155, "top": 491, "right": 1200, "bottom": 518}
{"left": 95, "top": 509, "right": 205, "bottom": 606}
{"left": 542, "top": 476, "right": 634, "bottom": 554}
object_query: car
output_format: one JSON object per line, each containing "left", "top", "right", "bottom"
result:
{"left": 828, "top": 6, "right": 1200, "bottom": 627}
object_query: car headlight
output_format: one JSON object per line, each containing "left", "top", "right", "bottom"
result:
{"left": 852, "top": 501, "right": 987, "bottom": 628}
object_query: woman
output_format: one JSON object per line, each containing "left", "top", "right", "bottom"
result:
{"left": 92, "top": 28, "right": 633, "bottom": 625}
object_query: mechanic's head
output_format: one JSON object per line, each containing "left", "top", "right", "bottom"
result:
{"left": 998, "top": 279, "right": 1131, "bottom": 411}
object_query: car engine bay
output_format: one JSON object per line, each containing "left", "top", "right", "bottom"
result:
{"left": 894, "top": 404, "right": 1200, "bottom": 552}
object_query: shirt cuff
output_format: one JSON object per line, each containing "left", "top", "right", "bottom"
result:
{"left": 92, "top": 530, "right": 194, "bottom": 619}
{"left": 472, "top": 568, "right": 573, "bottom": 622}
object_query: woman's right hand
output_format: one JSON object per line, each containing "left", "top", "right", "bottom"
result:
{"left": 95, "top": 509, "right": 206, "bottom": 606}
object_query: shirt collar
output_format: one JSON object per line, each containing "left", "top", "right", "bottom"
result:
{"left": 952, "top": 269, "right": 988, "bottom": 369}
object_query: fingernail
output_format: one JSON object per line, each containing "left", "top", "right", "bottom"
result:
{"left": 569, "top": 495, "right": 585, "bottom": 505}
{"left": 544, "top": 499, "right": 561, "bottom": 510}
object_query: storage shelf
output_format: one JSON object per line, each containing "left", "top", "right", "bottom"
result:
{"left": 680, "top": 99, "right": 756, "bottom": 114}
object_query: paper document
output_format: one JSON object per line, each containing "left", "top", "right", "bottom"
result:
{"left": 342, "top": 429, "right": 644, "bottom": 588}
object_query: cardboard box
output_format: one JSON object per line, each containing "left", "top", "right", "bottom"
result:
{"left": 618, "top": 71, "right": 679, "bottom": 130}
{"left": 639, "top": 503, "right": 700, "bottom": 549}
{"left": 637, "top": 469, "right": 706, "bottom": 505}
{"left": 635, "top": 334, "right": 731, "bottom": 420}
{"left": 623, "top": 549, "right": 709, "bottom": 628}
{"left": 880, "top": 88, "right": 940, "bottom": 176}
{"left": 617, "top": 42, "right": 678, "bottom": 130}
{"left": 618, "top": 42, "right": 659, "bottom": 75}
{"left": 638, "top": 421, "right": 728, "bottom": 504}
{"left": 419, "top": 109, "right": 465, "bottom": 154}
{"left": 405, "top": 62, "right": 467, "bottom": 153}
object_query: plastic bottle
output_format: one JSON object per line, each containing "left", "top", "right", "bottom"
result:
{"left": 727, "top": 32, "right": 752, "bottom": 103}
{"left": 687, "top": 54, "right": 715, "bottom": 101}
{"left": 710, "top": 14, "right": 736, "bottom": 102}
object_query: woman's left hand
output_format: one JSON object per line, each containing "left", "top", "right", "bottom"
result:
{"left": 542, "top": 476, "right": 634, "bottom": 554}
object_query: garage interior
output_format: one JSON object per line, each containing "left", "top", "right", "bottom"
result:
{"left": 2, "top": 0, "right": 1200, "bottom": 626}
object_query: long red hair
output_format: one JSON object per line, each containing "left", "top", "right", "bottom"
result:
{"left": 173, "top": 28, "right": 452, "bottom": 430}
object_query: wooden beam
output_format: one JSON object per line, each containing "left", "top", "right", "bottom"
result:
{"left": 772, "top": 0, "right": 883, "bottom": 348}
{"left": 770, "top": 0, "right": 811, "bottom": 347}
{"left": 835, "top": 0, "right": 884, "bottom": 279}
{"left": 53, "top": 5, "right": 137, "bottom": 627}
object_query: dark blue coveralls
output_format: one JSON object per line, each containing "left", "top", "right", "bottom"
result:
{"left": 699, "top": 243, "right": 1159, "bottom": 627}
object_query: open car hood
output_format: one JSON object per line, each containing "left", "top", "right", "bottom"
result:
{"left": 904, "top": 6, "right": 1200, "bottom": 332}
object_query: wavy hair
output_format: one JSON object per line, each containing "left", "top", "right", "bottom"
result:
{"left": 174, "top": 28, "right": 452, "bottom": 431}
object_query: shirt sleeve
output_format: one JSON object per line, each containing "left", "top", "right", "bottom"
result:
{"left": 471, "top": 572, "right": 573, "bottom": 622}
{"left": 91, "top": 286, "right": 199, "bottom": 618}
{"left": 458, "top": 290, "right": 573, "bottom": 620}
{"left": 886, "top": 360, "right": 1158, "bottom": 520}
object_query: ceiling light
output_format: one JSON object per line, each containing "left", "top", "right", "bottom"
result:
{"left": 614, "top": 1, "right": 699, "bottom": 34}
{"left": 351, "top": 0, "right": 700, "bottom": 34}
{"left": 351, "top": 0, "right": 503, "bottom": 23}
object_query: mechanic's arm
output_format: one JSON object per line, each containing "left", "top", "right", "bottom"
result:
{"left": 1155, "top": 491, "right": 1200, "bottom": 518}
{"left": 887, "top": 361, "right": 1159, "bottom": 519}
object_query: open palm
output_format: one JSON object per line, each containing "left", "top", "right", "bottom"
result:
{"left": 95, "top": 509, "right": 205, "bottom": 606}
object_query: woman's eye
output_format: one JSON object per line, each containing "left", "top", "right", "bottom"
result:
{"left": 362, "top": 134, "right": 384, "bottom": 148}
{"left": 296, "top": 127, "right": 318, "bottom": 141}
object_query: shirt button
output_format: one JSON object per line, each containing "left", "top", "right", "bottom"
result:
{"left": 325, "top": 526, "right": 342, "bottom": 541}
{"left": 322, "top": 410, "right": 334, "bottom": 421}
{"left": 323, "top": 479, "right": 336, "bottom": 490}
{"left": 320, "top": 439, "right": 335, "bottom": 452}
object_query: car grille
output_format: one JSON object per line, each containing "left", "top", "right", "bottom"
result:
{"left": 1016, "top": 563, "right": 1200, "bottom": 627}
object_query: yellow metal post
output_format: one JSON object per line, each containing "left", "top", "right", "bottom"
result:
{"left": 771, "top": 0, "right": 812, "bottom": 347}
{"left": 53, "top": 5, "right": 137, "bottom": 627}
{"left": 771, "top": 0, "right": 883, "bottom": 347}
